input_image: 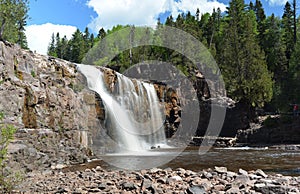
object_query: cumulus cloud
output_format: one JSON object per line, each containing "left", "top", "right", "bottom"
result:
{"left": 25, "top": 23, "right": 77, "bottom": 55}
{"left": 86, "top": 0, "right": 227, "bottom": 32}
{"left": 266, "top": 0, "right": 288, "bottom": 6}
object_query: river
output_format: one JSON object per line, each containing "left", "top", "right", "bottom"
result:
{"left": 72, "top": 146, "right": 300, "bottom": 176}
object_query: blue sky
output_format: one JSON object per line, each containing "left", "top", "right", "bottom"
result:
{"left": 25, "top": 0, "right": 290, "bottom": 55}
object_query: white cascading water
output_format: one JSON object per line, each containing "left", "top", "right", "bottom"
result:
{"left": 77, "top": 64, "right": 166, "bottom": 152}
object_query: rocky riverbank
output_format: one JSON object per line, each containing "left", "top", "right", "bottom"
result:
{"left": 15, "top": 166, "right": 300, "bottom": 193}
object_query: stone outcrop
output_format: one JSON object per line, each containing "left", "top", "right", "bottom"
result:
{"left": 0, "top": 41, "right": 104, "bottom": 145}
{"left": 237, "top": 115, "right": 300, "bottom": 144}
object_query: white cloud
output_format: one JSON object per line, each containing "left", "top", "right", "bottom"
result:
{"left": 86, "top": 0, "right": 227, "bottom": 32}
{"left": 25, "top": 23, "right": 77, "bottom": 55}
{"left": 173, "top": 0, "right": 227, "bottom": 17}
{"left": 266, "top": 0, "right": 288, "bottom": 6}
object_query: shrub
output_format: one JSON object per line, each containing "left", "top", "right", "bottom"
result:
{"left": 0, "top": 112, "right": 21, "bottom": 193}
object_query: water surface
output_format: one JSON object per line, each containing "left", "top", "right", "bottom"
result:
{"left": 70, "top": 146, "right": 300, "bottom": 176}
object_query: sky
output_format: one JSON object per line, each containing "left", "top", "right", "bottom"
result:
{"left": 25, "top": 0, "right": 290, "bottom": 55}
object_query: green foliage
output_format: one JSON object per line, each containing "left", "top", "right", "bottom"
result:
{"left": 0, "top": 0, "right": 29, "bottom": 49}
{"left": 0, "top": 112, "right": 20, "bottom": 193}
{"left": 47, "top": 28, "right": 95, "bottom": 63}
{"left": 220, "top": 0, "right": 273, "bottom": 107}
{"left": 30, "top": 70, "right": 36, "bottom": 78}
{"left": 282, "top": 2, "right": 295, "bottom": 61}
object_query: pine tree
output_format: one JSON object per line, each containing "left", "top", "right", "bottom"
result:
{"left": 69, "top": 29, "right": 85, "bottom": 63}
{"left": 0, "top": 0, "right": 29, "bottom": 48}
{"left": 289, "top": 36, "right": 300, "bottom": 103}
{"left": 97, "top": 28, "right": 106, "bottom": 40}
{"left": 55, "top": 32, "right": 62, "bottom": 58}
{"left": 262, "top": 14, "right": 287, "bottom": 81}
{"left": 282, "top": 2, "right": 295, "bottom": 62}
{"left": 254, "top": 0, "right": 266, "bottom": 46}
{"left": 47, "top": 33, "right": 57, "bottom": 57}
{"left": 220, "top": 0, "right": 273, "bottom": 107}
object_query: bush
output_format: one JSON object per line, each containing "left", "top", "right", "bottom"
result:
{"left": 0, "top": 112, "right": 21, "bottom": 193}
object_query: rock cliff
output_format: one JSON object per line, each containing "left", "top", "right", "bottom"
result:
{"left": 0, "top": 41, "right": 99, "bottom": 147}
{"left": 0, "top": 41, "right": 181, "bottom": 150}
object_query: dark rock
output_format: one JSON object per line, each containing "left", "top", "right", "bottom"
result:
{"left": 157, "top": 177, "right": 166, "bottom": 184}
{"left": 255, "top": 184, "right": 289, "bottom": 194}
{"left": 122, "top": 182, "right": 136, "bottom": 191}
{"left": 187, "top": 185, "right": 206, "bottom": 194}
{"left": 144, "top": 174, "right": 153, "bottom": 181}
{"left": 142, "top": 178, "right": 153, "bottom": 190}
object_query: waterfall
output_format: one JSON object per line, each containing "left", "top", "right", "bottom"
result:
{"left": 77, "top": 64, "right": 166, "bottom": 152}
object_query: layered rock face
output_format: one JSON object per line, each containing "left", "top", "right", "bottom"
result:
{"left": 0, "top": 41, "right": 181, "bottom": 148}
{"left": 0, "top": 41, "right": 101, "bottom": 147}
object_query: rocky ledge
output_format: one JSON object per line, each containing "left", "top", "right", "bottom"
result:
{"left": 15, "top": 166, "right": 299, "bottom": 193}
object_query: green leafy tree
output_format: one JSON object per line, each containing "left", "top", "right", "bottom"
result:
{"left": 0, "top": 0, "right": 29, "bottom": 48}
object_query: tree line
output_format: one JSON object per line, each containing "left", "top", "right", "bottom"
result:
{"left": 47, "top": 0, "right": 300, "bottom": 112}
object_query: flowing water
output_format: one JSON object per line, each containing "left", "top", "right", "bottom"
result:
{"left": 77, "top": 64, "right": 166, "bottom": 152}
